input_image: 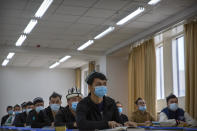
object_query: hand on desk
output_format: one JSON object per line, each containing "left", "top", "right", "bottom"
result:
{"left": 108, "top": 121, "right": 122, "bottom": 128}
{"left": 145, "top": 121, "right": 152, "bottom": 126}
{"left": 178, "top": 121, "right": 188, "bottom": 127}
{"left": 124, "top": 121, "right": 137, "bottom": 127}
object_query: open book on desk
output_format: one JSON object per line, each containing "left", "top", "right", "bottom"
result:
{"left": 99, "top": 126, "right": 145, "bottom": 131}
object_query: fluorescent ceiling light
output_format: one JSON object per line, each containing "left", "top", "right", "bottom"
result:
{"left": 59, "top": 56, "right": 71, "bottom": 63}
{"left": 148, "top": 0, "right": 161, "bottom": 5}
{"left": 2, "top": 59, "right": 9, "bottom": 66}
{"left": 49, "top": 62, "right": 60, "bottom": 69}
{"left": 7, "top": 53, "right": 15, "bottom": 59}
{"left": 24, "top": 19, "right": 38, "bottom": 34}
{"left": 94, "top": 26, "right": 115, "bottom": 40}
{"left": 77, "top": 40, "right": 94, "bottom": 51}
{"left": 116, "top": 7, "right": 145, "bottom": 25}
{"left": 15, "top": 35, "right": 26, "bottom": 46}
{"left": 35, "top": 0, "right": 53, "bottom": 18}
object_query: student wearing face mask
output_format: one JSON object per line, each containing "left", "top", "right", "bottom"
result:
{"left": 76, "top": 72, "right": 137, "bottom": 130}
{"left": 44, "top": 92, "right": 63, "bottom": 127}
{"left": 55, "top": 87, "right": 82, "bottom": 129}
{"left": 21, "top": 102, "right": 27, "bottom": 113}
{"left": 1, "top": 106, "right": 13, "bottom": 126}
{"left": 14, "top": 101, "right": 34, "bottom": 127}
{"left": 26, "top": 97, "right": 50, "bottom": 128}
{"left": 159, "top": 94, "right": 197, "bottom": 127}
{"left": 131, "top": 98, "right": 155, "bottom": 126}
{"left": 116, "top": 101, "right": 129, "bottom": 124}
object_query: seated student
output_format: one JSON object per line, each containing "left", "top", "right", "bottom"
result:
{"left": 159, "top": 94, "right": 197, "bottom": 127}
{"left": 26, "top": 97, "right": 50, "bottom": 128}
{"left": 21, "top": 102, "right": 27, "bottom": 113}
{"left": 131, "top": 98, "right": 155, "bottom": 126}
{"left": 1, "top": 106, "right": 13, "bottom": 126}
{"left": 55, "top": 87, "right": 82, "bottom": 129}
{"left": 44, "top": 92, "right": 63, "bottom": 127}
{"left": 116, "top": 101, "right": 129, "bottom": 124}
{"left": 4, "top": 104, "right": 21, "bottom": 126}
{"left": 76, "top": 72, "right": 136, "bottom": 130}
{"left": 14, "top": 101, "right": 34, "bottom": 127}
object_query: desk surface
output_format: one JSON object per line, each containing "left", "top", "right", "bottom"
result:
{"left": 0, "top": 126, "right": 197, "bottom": 131}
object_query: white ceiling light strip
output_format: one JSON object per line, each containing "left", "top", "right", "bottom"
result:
{"left": 59, "top": 55, "right": 71, "bottom": 63}
{"left": 35, "top": 0, "right": 53, "bottom": 18}
{"left": 49, "top": 55, "right": 71, "bottom": 69}
{"left": 94, "top": 26, "right": 115, "bottom": 40}
{"left": 7, "top": 53, "right": 15, "bottom": 59}
{"left": 15, "top": 35, "right": 27, "bottom": 46}
{"left": 148, "top": 0, "right": 161, "bottom": 5}
{"left": 2, "top": 59, "right": 9, "bottom": 66}
{"left": 77, "top": 40, "right": 94, "bottom": 51}
{"left": 116, "top": 7, "right": 145, "bottom": 25}
{"left": 24, "top": 19, "right": 38, "bottom": 34}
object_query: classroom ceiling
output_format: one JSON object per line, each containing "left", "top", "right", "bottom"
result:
{"left": 0, "top": 0, "right": 197, "bottom": 69}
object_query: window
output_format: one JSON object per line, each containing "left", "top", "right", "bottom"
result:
{"left": 81, "top": 68, "right": 89, "bottom": 97}
{"left": 172, "top": 36, "right": 185, "bottom": 97}
{"left": 156, "top": 46, "right": 165, "bottom": 99}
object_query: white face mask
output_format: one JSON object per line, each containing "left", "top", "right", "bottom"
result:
{"left": 169, "top": 103, "right": 178, "bottom": 111}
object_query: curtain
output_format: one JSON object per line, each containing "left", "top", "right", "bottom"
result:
{"left": 75, "top": 68, "right": 81, "bottom": 88}
{"left": 185, "top": 21, "right": 197, "bottom": 120}
{"left": 88, "top": 61, "right": 95, "bottom": 74}
{"left": 128, "top": 39, "right": 156, "bottom": 119}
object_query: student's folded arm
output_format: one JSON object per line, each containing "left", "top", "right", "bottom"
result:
{"left": 65, "top": 122, "right": 76, "bottom": 129}
{"left": 76, "top": 102, "right": 109, "bottom": 130}
{"left": 14, "top": 115, "right": 25, "bottom": 127}
{"left": 159, "top": 112, "right": 176, "bottom": 126}
{"left": 184, "top": 112, "right": 197, "bottom": 126}
{"left": 54, "top": 111, "right": 66, "bottom": 127}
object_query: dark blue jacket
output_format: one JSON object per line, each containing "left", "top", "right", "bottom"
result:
{"left": 161, "top": 107, "right": 185, "bottom": 121}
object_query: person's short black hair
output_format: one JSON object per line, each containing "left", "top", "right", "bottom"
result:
{"left": 166, "top": 94, "right": 178, "bottom": 103}
{"left": 7, "top": 106, "right": 13, "bottom": 110}
{"left": 86, "top": 72, "right": 107, "bottom": 85}
{"left": 116, "top": 101, "right": 121, "bottom": 105}
{"left": 14, "top": 104, "right": 20, "bottom": 109}
{"left": 33, "top": 97, "right": 44, "bottom": 105}
{"left": 26, "top": 101, "right": 34, "bottom": 106}
{"left": 49, "top": 92, "right": 62, "bottom": 100}
{"left": 135, "top": 97, "right": 143, "bottom": 105}
{"left": 21, "top": 102, "right": 27, "bottom": 108}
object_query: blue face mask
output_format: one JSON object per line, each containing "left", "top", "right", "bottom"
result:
{"left": 14, "top": 111, "right": 21, "bottom": 115}
{"left": 8, "top": 110, "right": 13, "bottom": 115}
{"left": 139, "top": 106, "right": 146, "bottom": 111}
{"left": 22, "top": 109, "right": 26, "bottom": 113}
{"left": 71, "top": 102, "right": 78, "bottom": 111}
{"left": 118, "top": 107, "right": 123, "bottom": 113}
{"left": 35, "top": 106, "right": 44, "bottom": 113}
{"left": 94, "top": 86, "right": 107, "bottom": 98}
{"left": 26, "top": 108, "right": 32, "bottom": 114}
{"left": 169, "top": 103, "right": 178, "bottom": 111}
{"left": 50, "top": 104, "right": 60, "bottom": 112}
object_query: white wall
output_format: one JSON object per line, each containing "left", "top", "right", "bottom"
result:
{"left": 106, "top": 56, "right": 129, "bottom": 116}
{"left": 96, "top": 56, "right": 107, "bottom": 75}
{"left": 0, "top": 67, "right": 75, "bottom": 121}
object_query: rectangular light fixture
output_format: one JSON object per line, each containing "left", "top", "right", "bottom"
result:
{"left": 35, "top": 0, "right": 53, "bottom": 18}
{"left": 15, "top": 35, "right": 27, "bottom": 46}
{"left": 148, "top": 0, "right": 161, "bottom": 5}
{"left": 77, "top": 40, "right": 94, "bottom": 51}
{"left": 116, "top": 7, "right": 145, "bottom": 25}
{"left": 24, "top": 19, "right": 38, "bottom": 34}
{"left": 59, "top": 55, "right": 71, "bottom": 63}
{"left": 49, "top": 62, "right": 60, "bottom": 69}
{"left": 2, "top": 59, "right": 9, "bottom": 66}
{"left": 7, "top": 52, "right": 15, "bottom": 59}
{"left": 94, "top": 26, "right": 115, "bottom": 40}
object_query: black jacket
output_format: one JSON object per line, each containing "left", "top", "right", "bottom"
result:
{"left": 13, "top": 112, "right": 27, "bottom": 127}
{"left": 1, "top": 114, "right": 9, "bottom": 126}
{"left": 120, "top": 113, "right": 128, "bottom": 124}
{"left": 76, "top": 95, "right": 122, "bottom": 130}
{"left": 44, "top": 106, "right": 64, "bottom": 124}
{"left": 54, "top": 105, "right": 76, "bottom": 129}
{"left": 26, "top": 109, "right": 51, "bottom": 128}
